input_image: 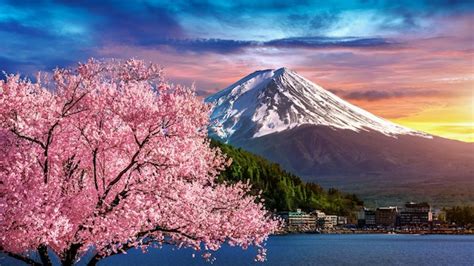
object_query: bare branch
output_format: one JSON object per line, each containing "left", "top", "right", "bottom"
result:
{"left": 42, "top": 121, "right": 60, "bottom": 184}
{"left": 92, "top": 148, "right": 99, "bottom": 191}
{"left": 98, "top": 132, "right": 151, "bottom": 206}
{"left": 10, "top": 128, "right": 45, "bottom": 149}
{"left": 61, "top": 92, "right": 88, "bottom": 117}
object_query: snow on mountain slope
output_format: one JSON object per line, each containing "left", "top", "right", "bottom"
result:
{"left": 205, "top": 67, "right": 430, "bottom": 141}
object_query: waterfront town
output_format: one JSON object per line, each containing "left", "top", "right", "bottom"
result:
{"left": 278, "top": 202, "right": 473, "bottom": 234}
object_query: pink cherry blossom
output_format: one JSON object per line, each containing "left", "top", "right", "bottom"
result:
{"left": 0, "top": 59, "right": 279, "bottom": 265}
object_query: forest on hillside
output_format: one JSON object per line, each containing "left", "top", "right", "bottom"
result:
{"left": 444, "top": 206, "right": 474, "bottom": 226}
{"left": 212, "top": 140, "right": 363, "bottom": 217}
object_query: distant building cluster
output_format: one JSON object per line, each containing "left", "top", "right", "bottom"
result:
{"left": 358, "top": 202, "right": 433, "bottom": 227}
{"left": 278, "top": 209, "right": 349, "bottom": 231}
{"left": 278, "top": 202, "right": 435, "bottom": 232}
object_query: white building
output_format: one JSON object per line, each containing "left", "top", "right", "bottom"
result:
{"left": 337, "top": 216, "right": 348, "bottom": 225}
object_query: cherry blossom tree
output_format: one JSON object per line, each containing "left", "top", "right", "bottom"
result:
{"left": 0, "top": 59, "right": 279, "bottom": 265}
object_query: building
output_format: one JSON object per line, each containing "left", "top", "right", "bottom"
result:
{"left": 356, "top": 207, "right": 367, "bottom": 227}
{"left": 337, "top": 216, "right": 348, "bottom": 225}
{"left": 279, "top": 209, "right": 317, "bottom": 229}
{"left": 376, "top": 207, "right": 398, "bottom": 227}
{"left": 399, "top": 202, "right": 432, "bottom": 225}
{"left": 311, "top": 210, "right": 325, "bottom": 228}
{"left": 364, "top": 209, "right": 376, "bottom": 226}
{"left": 326, "top": 215, "right": 338, "bottom": 227}
{"left": 318, "top": 216, "right": 330, "bottom": 228}
{"left": 318, "top": 215, "right": 337, "bottom": 229}
{"left": 311, "top": 210, "right": 326, "bottom": 219}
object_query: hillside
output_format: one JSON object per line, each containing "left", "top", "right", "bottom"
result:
{"left": 211, "top": 140, "right": 363, "bottom": 216}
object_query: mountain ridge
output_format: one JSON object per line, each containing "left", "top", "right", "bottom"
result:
{"left": 205, "top": 68, "right": 474, "bottom": 205}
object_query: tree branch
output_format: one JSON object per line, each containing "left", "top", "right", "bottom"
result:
{"left": 97, "top": 133, "right": 150, "bottom": 206}
{"left": 97, "top": 189, "right": 129, "bottom": 216}
{"left": 137, "top": 226, "right": 197, "bottom": 240}
{"left": 10, "top": 128, "right": 45, "bottom": 149}
{"left": 42, "top": 121, "right": 59, "bottom": 184}
{"left": 62, "top": 92, "right": 89, "bottom": 117}
{"left": 92, "top": 148, "right": 99, "bottom": 191}
{"left": 86, "top": 226, "right": 197, "bottom": 266}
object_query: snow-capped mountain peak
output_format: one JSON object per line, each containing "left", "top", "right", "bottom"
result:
{"left": 205, "top": 68, "right": 429, "bottom": 142}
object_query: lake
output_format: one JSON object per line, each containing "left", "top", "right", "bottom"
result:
{"left": 97, "top": 234, "right": 474, "bottom": 266}
{"left": 2, "top": 234, "right": 473, "bottom": 265}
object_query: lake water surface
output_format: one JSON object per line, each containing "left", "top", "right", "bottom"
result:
{"left": 99, "top": 234, "right": 474, "bottom": 266}
{"left": 2, "top": 234, "right": 473, "bottom": 265}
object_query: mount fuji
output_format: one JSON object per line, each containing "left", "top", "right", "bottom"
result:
{"left": 206, "top": 68, "right": 474, "bottom": 205}
{"left": 207, "top": 67, "right": 430, "bottom": 141}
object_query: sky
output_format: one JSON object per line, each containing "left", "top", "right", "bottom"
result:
{"left": 1, "top": 0, "right": 473, "bottom": 142}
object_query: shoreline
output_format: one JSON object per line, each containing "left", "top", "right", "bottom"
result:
{"left": 276, "top": 228, "right": 474, "bottom": 235}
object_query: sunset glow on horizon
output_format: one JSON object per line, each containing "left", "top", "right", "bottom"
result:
{"left": 1, "top": 0, "right": 473, "bottom": 141}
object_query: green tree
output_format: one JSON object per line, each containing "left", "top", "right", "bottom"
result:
{"left": 212, "top": 140, "right": 364, "bottom": 216}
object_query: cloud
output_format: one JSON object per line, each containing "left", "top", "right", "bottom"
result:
{"left": 123, "top": 36, "right": 401, "bottom": 54}
{"left": 150, "top": 39, "right": 256, "bottom": 53}
{"left": 330, "top": 89, "right": 443, "bottom": 101}
{"left": 1, "top": 0, "right": 473, "bottom": 85}
{"left": 265, "top": 36, "right": 401, "bottom": 49}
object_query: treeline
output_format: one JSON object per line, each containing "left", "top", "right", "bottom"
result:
{"left": 443, "top": 206, "right": 474, "bottom": 226}
{"left": 212, "top": 140, "right": 363, "bottom": 216}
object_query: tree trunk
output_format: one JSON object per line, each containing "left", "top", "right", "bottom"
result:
{"left": 61, "top": 243, "right": 82, "bottom": 266}
{"left": 86, "top": 255, "right": 100, "bottom": 266}
{"left": 37, "top": 245, "right": 52, "bottom": 266}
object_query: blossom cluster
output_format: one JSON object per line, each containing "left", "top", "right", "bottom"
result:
{"left": 0, "top": 59, "right": 279, "bottom": 264}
